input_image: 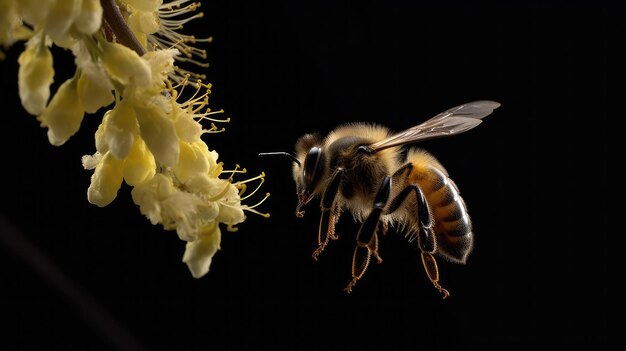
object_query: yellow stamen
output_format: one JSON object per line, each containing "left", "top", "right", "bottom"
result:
{"left": 240, "top": 177, "right": 265, "bottom": 201}
{"left": 241, "top": 192, "right": 271, "bottom": 218}
{"left": 234, "top": 171, "right": 266, "bottom": 186}
{"left": 148, "top": 0, "right": 212, "bottom": 83}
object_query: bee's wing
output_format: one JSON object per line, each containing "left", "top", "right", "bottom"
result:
{"left": 367, "top": 100, "right": 500, "bottom": 153}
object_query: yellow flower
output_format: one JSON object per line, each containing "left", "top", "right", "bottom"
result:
{"left": 4, "top": 0, "right": 270, "bottom": 280}
{"left": 77, "top": 68, "right": 115, "bottom": 114}
{"left": 130, "top": 173, "right": 174, "bottom": 225}
{"left": 0, "top": 0, "right": 31, "bottom": 58}
{"left": 131, "top": 173, "right": 220, "bottom": 242}
{"left": 100, "top": 100, "right": 137, "bottom": 159}
{"left": 17, "top": 34, "right": 53, "bottom": 115}
{"left": 100, "top": 39, "right": 152, "bottom": 88}
{"left": 43, "top": 0, "right": 80, "bottom": 46}
{"left": 37, "top": 76, "right": 85, "bottom": 146}
{"left": 128, "top": 9, "right": 160, "bottom": 47}
{"left": 214, "top": 180, "right": 246, "bottom": 225}
{"left": 15, "top": 0, "right": 52, "bottom": 28}
{"left": 125, "top": 0, "right": 163, "bottom": 12}
{"left": 74, "top": 0, "right": 103, "bottom": 36}
{"left": 86, "top": 151, "right": 125, "bottom": 207}
{"left": 173, "top": 141, "right": 211, "bottom": 182}
{"left": 182, "top": 222, "right": 221, "bottom": 278}
{"left": 128, "top": 48, "right": 178, "bottom": 101}
{"left": 122, "top": 137, "right": 156, "bottom": 186}
{"left": 134, "top": 102, "right": 180, "bottom": 167}
{"left": 125, "top": 0, "right": 211, "bottom": 82}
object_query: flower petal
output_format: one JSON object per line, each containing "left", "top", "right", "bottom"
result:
{"left": 129, "top": 10, "right": 160, "bottom": 35}
{"left": 15, "top": 0, "right": 52, "bottom": 27}
{"left": 125, "top": 0, "right": 163, "bottom": 12}
{"left": 182, "top": 223, "right": 221, "bottom": 278}
{"left": 174, "top": 106, "right": 203, "bottom": 143}
{"left": 173, "top": 141, "right": 210, "bottom": 183}
{"left": 38, "top": 76, "right": 84, "bottom": 146}
{"left": 0, "top": 2, "right": 32, "bottom": 49}
{"left": 131, "top": 173, "right": 173, "bottom": 225}
{"left": 161, "top": 191, "right": 219, "bottom": 241}
{"left": 44, "top": 0, "right": 80, "bottom": 45}
{"left": 103, "top": 100, "right": 137, "bottom": 159}
{"left": 87, "top": 151, "right": 124, "bottom": 207}
{"left": 77, "top": 65, "right": 114, "bottom": 114}
{"left": 123, "top": 138, "right": 156, "bottom": 186}
{"left": 216, "top": 183, "right": 246, "bottom": 225}
{"left": 74, "top": 0, "right": 103, "bottom": 35}
{"left": 18, "top": 37, "right": 54, "bottom": 115}
{"left": 135, "top": 104, "right": 180, "bottom": 167}
{"left": 101, "top": 40, "right": 151, "bottom": 87}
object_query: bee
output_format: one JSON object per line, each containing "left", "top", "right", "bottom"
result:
{"left": 259, "top": 101, "right": 500, "bottom": 298}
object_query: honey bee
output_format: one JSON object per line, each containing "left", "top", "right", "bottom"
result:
{"left": 259, "top": 101, "right": 500, "bottom": 298}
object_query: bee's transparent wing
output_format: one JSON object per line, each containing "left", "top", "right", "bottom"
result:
{"left": 367, "top": 100, "right": 500, "bottom": 153}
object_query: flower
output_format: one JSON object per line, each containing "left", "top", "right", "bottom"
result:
{"left": 72, "top": 41, "right": 115, "bottom": 113}
{"left": 126, "top": 0, "right": 163, "bottom": 13}
{"left": 17, "top": 33, "right": 53, "bottom": 115}
{"left": 0, "top": 0, "right": 31, "bottom": 59}
{"left": 86, "top": 151, "right": 124, "bottom": 207}
{"left": 127, "top": 0, "right": 212, "bottom": 82}
{"left": 37, "top": 75, "right": 85, "bottom": 146}
{"left": 182, "top": 221, "right": 221, "bottom": 278}
{"left": 100, "top": 39, "right": 152, "bottom": 88}
{"left": 99, "top": 100, "right": 137, "bottom": 159}
{"left": 3, "top": 0, "right": 269, "bottom": 278}
{"left": 74, "top": 0, "right": 104, "bottom": 36}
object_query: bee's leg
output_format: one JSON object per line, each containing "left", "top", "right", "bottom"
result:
{"left": 313, "top": 168, "right": 344, "bottom": 260}
{"left": 345, "top": 176, "right": 391, "bottom": 293}
{"left": 387, "top": 183, "right": 450, "bottom": 299}
{"left": 421, "top": 252, "right": 449, "bottom": 299}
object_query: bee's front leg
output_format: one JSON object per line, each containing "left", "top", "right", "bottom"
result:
{"left": 313, "top": 168, "right": 344, "bottom": 260}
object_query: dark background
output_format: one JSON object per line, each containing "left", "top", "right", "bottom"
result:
{"left": 0, "top": 1, "right": 610, "bottom": 350}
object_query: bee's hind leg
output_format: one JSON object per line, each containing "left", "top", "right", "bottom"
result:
{"left": 313, "top": 168, "right": 344, "bottom": 260}
{"left": 387, "top": 182, "right": 450, "bottom": 299}
{"left": 345, "top": 176, "right": 391, "bottom": 293}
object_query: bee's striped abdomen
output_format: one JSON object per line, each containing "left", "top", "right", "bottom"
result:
{"left": 405, "top": 149, "right": 473, "bottom": 263}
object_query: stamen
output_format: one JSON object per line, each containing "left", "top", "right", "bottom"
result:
{"left": 203, "top": 123, "right": 226, "bottom": 133}
{"left": 234, "top": 172, "right": 266, "bottom": 185}
{"left": 221, "top": 165, "right": 246, "bottom": 184}
{"left": 222, "top": 167, "right": 246, "bottom": 174}
{"left": 240, "top": 177, "right": 265, "bottom": 201}
{"left": 241, "top": 192, "right": 271, "bottom": 218}
{"left": 172, "top": 66, "right": 206, "bottom": 84}
{"left": 144, "top": 0, "right": 212, "bottom": 82}
{"left": 198, "top": 110, "right": 230, "bottom": 123}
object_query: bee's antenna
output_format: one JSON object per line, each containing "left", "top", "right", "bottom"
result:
{"left": 258, "top": 152, "right": 301, "bottom": 167}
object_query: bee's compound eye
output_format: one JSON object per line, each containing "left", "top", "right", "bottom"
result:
{"left": 303, "top": 146, "right": 324, "bottom": 192}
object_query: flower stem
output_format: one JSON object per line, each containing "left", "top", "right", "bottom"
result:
{"left": 100, "top": 0, "right": 145, "bottom": 56}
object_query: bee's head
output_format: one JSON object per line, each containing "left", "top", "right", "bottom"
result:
{"left": 292, "top": 133, "right": 326, "bottom": 216}
{"left": 258, "top": 133, "right": 326, "bottom": 217}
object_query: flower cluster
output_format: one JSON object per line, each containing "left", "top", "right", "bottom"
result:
{"left": 0, "top": 0, "right": 268, "bottom": 278}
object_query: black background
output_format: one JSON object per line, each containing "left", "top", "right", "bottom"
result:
{"left": 0, "top": 1, "right": 610, "bottom": 350}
